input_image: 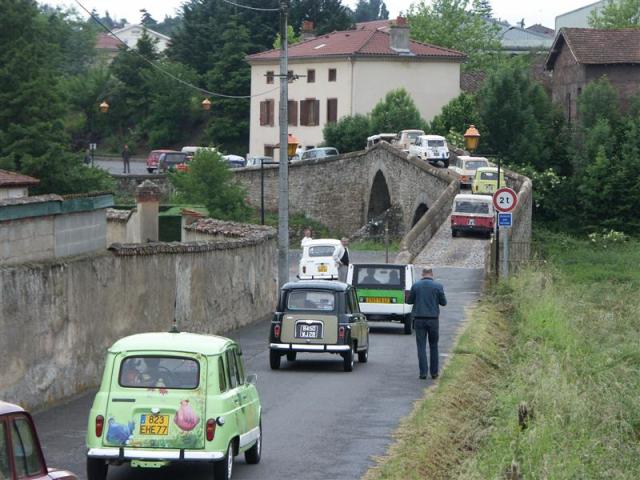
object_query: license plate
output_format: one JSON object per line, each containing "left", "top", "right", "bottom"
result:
{"left": 295, "top": 322, "right": 323, "bottom": 339}
{"left": 468, "top": 218, "right": 475, "bottom": 226}
{"left": 139, "top": 415, "right": 170, "bottom": 435}
{"left": 317, "top": 265, "right": 328, "bottom": 273}
{"left": 364, "top": 297, "right": 391, "bottom": 303}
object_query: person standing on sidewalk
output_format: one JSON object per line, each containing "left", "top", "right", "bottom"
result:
{"left": 407, "top": 268, "right": 447, "bottom": 380}
{"left": 335, "top": 237, "right": 350, "bottom": 282}
{"left": 122, "top": 144, "right": 131, "bottom": 174}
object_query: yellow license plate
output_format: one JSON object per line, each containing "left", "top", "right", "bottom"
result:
{"left": 366, "top": 297, "right": 391, "bottom": 304}
{"left": 318, "top": 265, "right": 328, "bottom": 273}
{"left": 140, "top": 415, "right": 170, "bottom": 435}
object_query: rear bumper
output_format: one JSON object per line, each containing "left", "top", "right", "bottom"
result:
{"left": 452, "top": 225, "right": 493, "bottom": 233}
{"left": 360, "top": 304, "right": 409, "bottom": 316}
{"left": 270, "top": 343, "right": 350, "bottom": 353}
{"left": 87, "top": 447, "right": 224, "bottom": 462}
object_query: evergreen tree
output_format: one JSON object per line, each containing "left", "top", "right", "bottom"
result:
{"left": 472, "top": 0, "right": 493, "bottom": 18}
{"left": 289, "top": 0, "right": 354, "bottom": 35}
{"left": 429, "top": 92, "right": 480, "bottom": 136}
{"left": 140, "top": 9, "right": 158, "bottom": 28}
{"left": 589, "top": 0, "right": 640, "bottom": 28}
{"left": 370, "top": 89, "right": 425, "bottom": 134}
{"left": 353, "top": 0, "right": 390, "bottom": 22}
{"left": 577, "top": 76, "right": 620, "bottom": 131}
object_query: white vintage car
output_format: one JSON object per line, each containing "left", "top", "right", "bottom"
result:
{"left": 409, "top": 134, "right": 450, "bottom": 166}
{"left": 298, "top": 239, "right": 342, "bottom": 280}
{"left": 449, "top": 155, "right": 490, "bottom": 188}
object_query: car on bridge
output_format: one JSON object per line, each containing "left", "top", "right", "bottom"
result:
{"left": 449, "top": 155, "right": 490, "bottom": 189}
{"left": 86, "top": 331, "right": 262, "bottom": 480}
{"left": 0, "top": 400, "right": 77, "bottom": 479}
{"left": 346, "top": 263, "right": 415, "bottom": 334}
{"left": 409, "top": 134, "right": 450, "bottom": 167}
{"left": 298, "top": 239, "right": 342, "bottom": 280}
{"left": 471, "top": 166, "right": 506, "bottom": 195}
{"left": 299, "top": 147, "right": 339, "bottom": 162}
{"left": 394, "top": 129, "right": 425, "bottom": 151}
{"left": 269, "top": 281, "right": 369, "bottom": 372}
{"left": 451, "top": 194, "right": 495, "bottom": 238}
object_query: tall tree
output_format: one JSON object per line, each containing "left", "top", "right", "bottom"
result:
{"left": 353, "top": 0, "right": 389, "bottom": 22}
{"left": 472, "top": 0, "right": 493, "bottom": 18}
{"left": 370, "top": 89, "right": 426, "bottom": 133}
{"left": 408, "top": 0, "right": 501, "bottom": 72}
{"left": 289, "top": 0, "right": 354, "bottom": 35}
{"left": 589, "top": 0, "right": 640, "bottom": 28}
{"left": 140, "top": 9, "right": 158, "bottom": 28}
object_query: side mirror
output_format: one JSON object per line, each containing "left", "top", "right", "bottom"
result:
{"left": 246, "top": 374, "right": 258, "bottom": 385}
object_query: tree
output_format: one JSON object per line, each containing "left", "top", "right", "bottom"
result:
{"left": 408, "top": 0, "right": 501, "bottom": 72}
{"left": 577, "top": 76, "right": 621, "bottom": 131}
{"left": 323, "top": 114, "right": 372, "bottom": 153}
{"left": 273, "top": 25, "right": 301, "bottom": 49}
{"left": 589, "top": 0, "right": 640, "bottom": 28}
{"left": 370, "top": 89, "right": 426, "bottom": 134}
{"left": 429, "top": 92, "right": 480, "bottom": 136}
{"left": 140, "top": 9, "right": 158, "bottom": 28}
{"left": 353, "top": 0, "right": 389, "bottom": 22}
{"left": 169, "top": 149, "right": 251, "bottom": 221}
{"left": 472, "top": 0, "right": 493, "bottom": 18}
{"left": 289, "top": 0, "right": 354, "bottom": 35}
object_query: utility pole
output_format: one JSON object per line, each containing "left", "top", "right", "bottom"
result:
{"left": 277, "top": 0, "right": 289, "bottom": 288}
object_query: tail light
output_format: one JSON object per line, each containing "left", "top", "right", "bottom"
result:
{"left": 302, "top": 266, "right": 307, "bottom": 274}
{"left": 404, "top": 290, "right": 410, "bottom": 303}
{"left": 338, "top": 326, "right": 345, "bottom": 339}
{"left": 95, "top": 415, "right": 104, "bottom": 437}
{"left": 206, "top": 419, "right": 216, "bottom": 441}
{"left": 274, "top": 324, "right": 281, "bottom": 338}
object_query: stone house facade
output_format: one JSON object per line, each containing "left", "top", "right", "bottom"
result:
{"left": 545, "top": 28, "right": 640, "bottom": 123}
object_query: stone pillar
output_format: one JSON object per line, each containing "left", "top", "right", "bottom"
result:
{"left": 135, "top": 180, "right": 160, "bottom": 242}
{"left": 180, "top": 208, "right": 205, "bottom": 242}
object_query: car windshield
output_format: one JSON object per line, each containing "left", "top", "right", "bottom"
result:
{"left": 407, "top": 132, "right": 421, "bottom": 142}
{"left": 464, "top": 160, "right": 487, "bottom": 170}
{"left": 428, "top": 140, "right": 445, "bottom": 148}
{"left": 455, "top": 200, "right": 490, "bottom": 214}
{"left": 354, "top": 266, "right": 403, "bottom": 287}
{"left": 287, "top": 290, "right": 336, "bottom": 311}
{"left": 119, "top": 356, "right": 200, "bottom": 389}
{"left": 480, "top": 171, "right": 498, "bottom": 180}
{"left": 308, "top": 245, "right": 336, "bottom": 257}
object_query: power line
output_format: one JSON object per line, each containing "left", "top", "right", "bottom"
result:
{"left": 75, "top": 0, "right": 279, "bottom": 99}
{"left": 221, "top": 0, "right": 280, "bottom": 12}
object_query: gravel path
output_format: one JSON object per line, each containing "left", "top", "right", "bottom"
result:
{"left": 414, "top": 215, "right": 489, "bottom": 269}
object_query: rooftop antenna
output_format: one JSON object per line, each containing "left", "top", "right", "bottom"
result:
{"left": 169, "top": 295, "right": 180, "bottom": 333}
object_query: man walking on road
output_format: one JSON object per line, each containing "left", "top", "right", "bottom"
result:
{"left": 408, "top": 268, "right": 447, "bottom": 380}
{"left": 335, "top": 237, "right": 350, "bottom": 282}
{"left": 122, "top": 144, "right": 131, "bottom": 174}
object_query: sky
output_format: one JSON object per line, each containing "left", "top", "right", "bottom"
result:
{"left": 43, "top": 0, "right": 595, "bottom": 30}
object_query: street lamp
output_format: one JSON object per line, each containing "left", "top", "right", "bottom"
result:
{"left": 286, "top": 133, "right": 300, "bottom": 158}
{"left": 201, "top": 98, "right": 212, "bottom": 111}
{"left": 99, "top": 100, "right": 110, "bottom": 113}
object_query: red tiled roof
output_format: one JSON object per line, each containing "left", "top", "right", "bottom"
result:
{"left": 96, "top": 33, "right": 122, "bottom": 50}
{"left": 546, "top": 28, "right": 640, "bottom": 69}
{"left": 356, "top": 19, "right": 391, "bottom": 32}
{"left": 247, "top": 29, "right": 465, "bottom": 61}
{"left": 0, "top": 170, "right": 39, "bottom": 187}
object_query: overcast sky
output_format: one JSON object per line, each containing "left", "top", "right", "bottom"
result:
{"left": 44, "top": 0, "right": 593, "bottom": 30}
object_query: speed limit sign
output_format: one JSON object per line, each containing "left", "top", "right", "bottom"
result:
{"left": 493, "top": 187, "right": 518, "bottom": 212}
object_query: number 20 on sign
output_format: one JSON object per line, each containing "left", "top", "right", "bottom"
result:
{"left": 493, "top": 187, "right": 518, "bottom": 213}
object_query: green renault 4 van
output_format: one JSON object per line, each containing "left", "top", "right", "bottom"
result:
{"left": 85, "top": 331, "right": 261, "bottom": 480}
{"left": 347, "top": 263, "right": 415, "bottom": 334}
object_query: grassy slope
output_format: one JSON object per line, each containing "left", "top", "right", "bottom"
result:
{"left": 365, "top": 233, "right": 640, "bottom": 479}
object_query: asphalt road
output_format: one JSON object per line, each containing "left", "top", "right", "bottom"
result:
{"left": 33, "top": 253, "right": 484, "bottom": 480}
{"left": 94, "top": 158, "right": 151, "bottom": 176}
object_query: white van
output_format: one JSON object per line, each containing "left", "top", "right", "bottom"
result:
{"left": 395, "top": 129, "right": 425, "bottom": 151}
{"left": 180, "top": 146, "right": 218, "bottom": 161}
{"left": 449, "top": 155, "right": 490, "bottom": 188}
{"left": 298, "top": 239, "right": 342, "bottom": 280}
{"left": 409, "top": 135, "right": 450, "bottom": 166}
{"left": 366, "top": 133, "right": 397, "bottom": 149}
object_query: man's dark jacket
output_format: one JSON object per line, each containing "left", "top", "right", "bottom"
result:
{"left": 408, "top": 277, "right": 447, "bottom": 318}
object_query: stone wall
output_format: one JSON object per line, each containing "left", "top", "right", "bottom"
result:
{"left": 113, "top": 174, "right": 173, "bottom": 200}
{"left": 0, "top": 229, "right": 277, "bottom": 410}
{"left": 54, "top": 210, "right": 107, "bottom": 258}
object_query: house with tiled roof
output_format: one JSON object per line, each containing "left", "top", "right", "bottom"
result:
{"left": 95, "top": 24, "right": 171, "bottom": 63}
{"left": 545, "top": 28, "right": 640, "bottom": 122}
{"left": 246, "top": 18, "right": 465, "bottom": 156}
{"left": 0, "top": 170, "right": 39, "bottom": 199}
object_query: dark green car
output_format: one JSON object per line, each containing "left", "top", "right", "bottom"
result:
{"left": 269, "top": 281, "right": 369, "bottom": 372}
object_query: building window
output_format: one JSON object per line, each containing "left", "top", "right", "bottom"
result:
{"left": 300, "top": 99, "right": 320, "bottom": 126}
{"left": 327, "top": 98, "right": 338, "bottom": 123}
{"left": 266, "top": 71, "right": 274, "bottom": 84}
{"left": 260, "top": 99, "right": 275, "bottom": 126}
{"left": 264, "top": 145, "right": 275, "bottom": 157}
{"left": 288, "top": 100, "right": 298, "bottom": 126}
{"left": 307, "top": 69, "right": 315, "bottom": 83}
{"left": 328, "top": 68, "right": 337, "bottom": 82}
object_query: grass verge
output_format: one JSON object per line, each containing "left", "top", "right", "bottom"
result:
{"left": 365, "top": 232, "right": 640, "bottom": 479}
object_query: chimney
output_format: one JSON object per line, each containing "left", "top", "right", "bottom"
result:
{"left": 390, "top": 16, "right": 410, "bottom": 53}
{"left": 135, "top": 180, "right": 160, "bottom": 242}
{"left": 301, "top": 20, "right": 315, "bottom": 41}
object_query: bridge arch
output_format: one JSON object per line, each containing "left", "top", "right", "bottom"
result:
{"left": 367, "top": 170, "right": 391, "bottom": 221}
{"left": 412, "top": 203, "right": 429, "bottom": 227}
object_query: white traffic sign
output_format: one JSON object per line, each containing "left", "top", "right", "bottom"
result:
{"left": 493, "top": 187, "right": 518, "bottom": 213}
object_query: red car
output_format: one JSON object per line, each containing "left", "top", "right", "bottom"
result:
{"left": 145, "top": 149, "right": 177, "bottom": 173}
{"left": 0, "top": 400, "right": 77, "bottom": 479}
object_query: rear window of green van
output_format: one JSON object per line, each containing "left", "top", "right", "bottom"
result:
{"left": 119, "top": 356, "right": 200, "bottom": 390}
{"left": 354, "top": 266, "right": 404, "bottom": 288}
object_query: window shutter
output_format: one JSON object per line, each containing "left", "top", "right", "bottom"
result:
{"left": 327, "top": 98, "right": 337, "bottom": 123}
{"left": 288, "top": 100, "right": 298, "bottom": 126}
{"left": 300, "top": 100, "right": 309, "bottom": 126}
{"left": 313, "top": 99, "right": 320, "bottom": 126}
{"left": 268, "top": 100, "right": 275, "bottom": 126}
{"left": 260, "top": 101, "right": 266, "bottom": 126}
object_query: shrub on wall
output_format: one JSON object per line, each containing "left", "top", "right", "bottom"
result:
{"left": 322, "top": 114, "right": 372, "bottom": 153}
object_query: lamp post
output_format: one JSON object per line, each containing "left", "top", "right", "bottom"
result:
{"left": 464, "top": 125, "right": 501, "bottom": 279}
{"left": 201, "top": 98, "right": 212, "bottom": 111}
{"left": 88, "top": 100, "right": 110, "bottom": 167}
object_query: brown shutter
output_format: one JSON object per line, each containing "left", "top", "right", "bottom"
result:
{"left": 260, "top": 101, "right": 266, "bottom": 126}
{"left": 300, "top": 100, "right": 309, "bottom": 126}
{"left": 313, "top": 99, "right": 320, "bottom": 126}
{"left": 288, "top": 100, "right": 298, "bottom": 126}
{"left": 268, "top": 100, "right": 275, "bottom": 126}
{"left": 327, "top": 98, "right": 337, "bottom": 123}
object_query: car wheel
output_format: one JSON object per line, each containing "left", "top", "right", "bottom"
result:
{"left": 358, "top": 348, "right": 368, "bottom": 363}
{"left": 452, "top": 229, "right": 458, "bottom": 238}
{"left": 86, "top": 457, "right": 108, "bottom": 480}
{"left": 286, "top": 351, "right": 297, "bottom": 362}
{"left": 269, "top": 350, "right": 281, "bottom": 370}
{"left": 147, "top": 168, "right": 154, "bottom": 174}
{"left": 404, "top": 315, "right": 413, "bottom": 335}
{"left": 244, "top": 421, "right": 262, "bottom": 464}
{"left": 343, "top": 343, "right": 354, "bottom": 372}
{"left": 213, "top": 443, "right": 234, "bottom": 480}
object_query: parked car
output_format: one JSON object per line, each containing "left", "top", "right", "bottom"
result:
{"left": 0, "top": 400, "right": 77, "bottom": 479}
{"left": 409, "top": 135, "right": 450, "bottom": 167}
{"left": 299, "top": 147, "right": 339, "bottom": 162}
{"left": 394, "top": 129, "right": 425, "bottom": 151}
{"left": 346, "top": 263, "right": 416, "bottom": 334}
{"left": 449, "top": 155, "right": 490, "bottom": 188}
{"left": 146, "top": 149, "right": 177, "bottom": 173}
{"left": 159, "top": 152, "right": 189, "bottom": 173}
{"left": 180, "top": 146, "right": 218, "bottom": 161}
{"left": 298, "top": 239, "right": 342, "bottom": 280}
{"left": 269, "top": 281, "right": 369, "bottom": 372}
{"left": 246, "top": 155, "right": 274, "bottom": 167}
{"left": 471, "top": 166, "right": 506, "bottom": 195}
{"left": 451, "top": 194, "right": 495, "bottom": 238}
{"left": 366, "top": 133, "right": 397, "bottom": 149}
{"left": 223, "top": 155, "right": 246, "bottom": 168}
{"left": 86, "top": 331, "right": 262, "bottom": 480}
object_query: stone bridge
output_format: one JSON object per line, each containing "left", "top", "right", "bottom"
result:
{"left": 234, "top": 142, "right": 456, "bottom": 237}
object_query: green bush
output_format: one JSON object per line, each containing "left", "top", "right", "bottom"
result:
{"left": 322, "top": 114, "right": 372, "bottom": 153}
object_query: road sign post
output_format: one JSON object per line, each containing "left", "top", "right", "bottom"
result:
{"left": 493, "top": 188, "right": 518, "bottom": 280}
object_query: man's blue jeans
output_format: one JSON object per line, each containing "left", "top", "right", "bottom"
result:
{"left": 414, "top": 317, "right": 439, "bottom": 377}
